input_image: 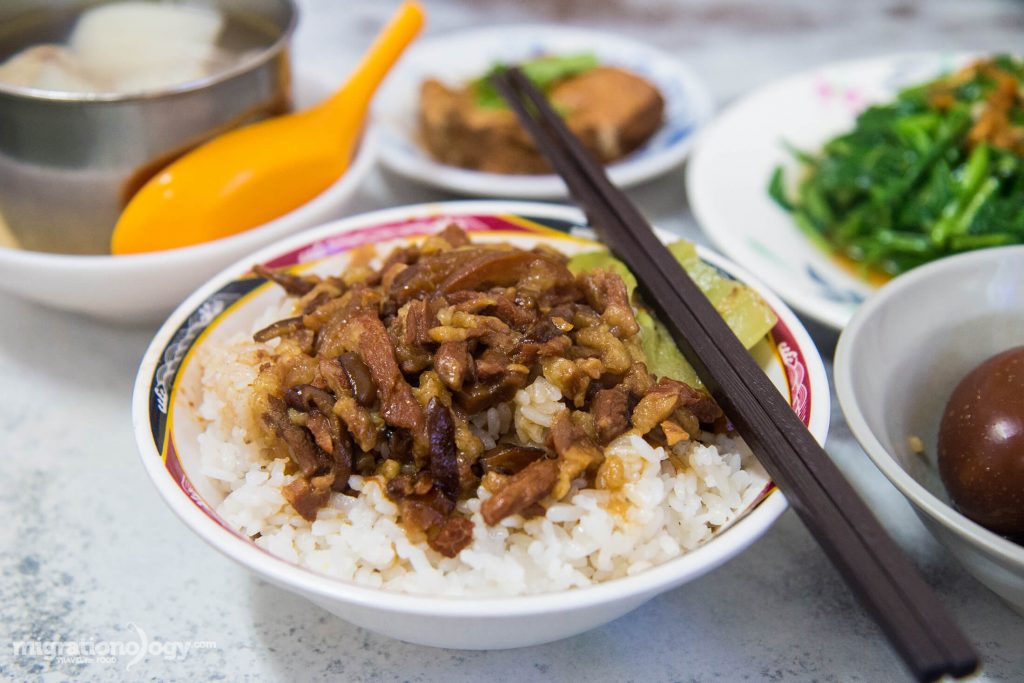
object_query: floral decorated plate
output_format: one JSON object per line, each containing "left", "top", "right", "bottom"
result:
{"left": 374, "top": 26, "right": 714, "bottom": 198}
{"left": 686, "top": 53, "right": 971, "bottom": 330}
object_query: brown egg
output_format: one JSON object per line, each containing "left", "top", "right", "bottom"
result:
{"left": 938, "top": 346, "right": 1024, "bottom": 536}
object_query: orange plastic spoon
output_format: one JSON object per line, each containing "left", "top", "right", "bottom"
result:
{"left": 111, "top": 2, "right": 424, "bottom": 254}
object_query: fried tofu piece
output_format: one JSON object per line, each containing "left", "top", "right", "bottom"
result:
{"left": 419, "top": 66, "right": 664, "bottom": 174}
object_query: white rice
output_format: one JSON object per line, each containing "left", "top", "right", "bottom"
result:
{"left": 193, "top": 324, "right": 769, "bottom": 597}
{"left": 468, "top": 402, "right": 513, "bottom": 450}
{"left": 513, "top": 377, "right": 564, "bottom": 446}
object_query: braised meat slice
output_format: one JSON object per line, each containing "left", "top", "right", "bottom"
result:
{"left": 622, "top": 362, "right": 654, "bottom": 398}
{"left": 426, "top": 398, "right": 460, "bottom": 501}
{"left": 282, "top": 473, "right": 335, "bottom": 522}
{"left": 253, "top": 263, "right": 318, "bottom": 296}
{"left": 591, "top": 387, "right": 631, "bottom": 444}
{"left": 253, "top": 316, "right": 305, "bottom": 343}
{"left": 428, "top": 516, "right": 475, "bottom": 558}
{"left": 579, "top": 269, "right": 640, "bottom": 337}
{"left": 261, "top": 395, "right": 324, "bottom": 477}
{"left": 438, "top": 223, "right": 471, "bottom": 248}
{"left": 337, "top": 352, "right": 377, "bottom": 407}
{"left": 282, "top": 383, "right": 353, "bottom": 486}
{"left": 478, "top": 445, "right": 547, "bottom": 476}
{"left": 403, "top": 299, "right": 433, "bottom": 346}
{"left": 350, "top": 313, "right": 424, "bottom": 432}
{"left": 388, "top": 247, "right": 516, "bottom": 304}
{"left": 480, "top": 458, "right": 558, "bottom": 525}
{"left": 455, "top": 373, "right": 527, "bottom": 414}
{"left": 434, "top": 340, "right": 471, "bottom": 391}
{"left": 631, "top": 377, "right": 723, "bottom": 436}
{"left": 441, "top": 249, "right": 553, "bottom": 295}
{"left": 398, "top": 496, "right": 446, "bottom": 534}
{"left": 394, "top": 487, "right": 472, "bottom": 558}
{"left": 669, "top": 379, "right": 724, "bottom": 424}
{"left": 390, "top": 246, "right": 573, "bottom": 306}
{"left": 318, "top": 358, "right": 380, "bottom": 453}
{"left": 652, "top": 377, "right": 722, "bottom": 424}
{"left": 549, "top": 411, "right": 605, "bottom": 499}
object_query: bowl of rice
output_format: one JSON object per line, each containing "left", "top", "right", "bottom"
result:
{"left": 133, "top": 200, "right": 829, "bottom": 649}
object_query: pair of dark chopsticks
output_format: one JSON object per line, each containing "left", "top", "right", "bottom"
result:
{"left": 493, "top": 67, "right": 979, "bottom": 682}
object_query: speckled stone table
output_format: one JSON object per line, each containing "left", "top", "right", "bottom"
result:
{"left": 2, "top": 1, "right": 1023, "bottom": 681}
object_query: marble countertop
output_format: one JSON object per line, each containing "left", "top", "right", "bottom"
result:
{"left": 2, "top": 0, "right": 1023, "bottom": 680}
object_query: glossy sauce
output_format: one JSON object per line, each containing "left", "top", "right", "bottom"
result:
{"left": 829, "top": 250, "right": 892, "bottom": 288}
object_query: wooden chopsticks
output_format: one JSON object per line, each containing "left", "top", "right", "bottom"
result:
{"left": 493, "top": 66, "right": 979, "bottom": 682}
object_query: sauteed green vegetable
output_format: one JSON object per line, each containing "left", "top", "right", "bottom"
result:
{"left": 471, "top": 53, "right": 598, "bottom": 109}
{"left": 771, "top": 55, "right": 1024, "bottom": 276}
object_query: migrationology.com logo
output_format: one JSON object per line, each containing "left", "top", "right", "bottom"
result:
{"left": 11, "top": 623, "right": 217, "bottom": 671}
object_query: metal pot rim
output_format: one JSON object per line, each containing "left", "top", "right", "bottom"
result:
{"left": 0, "top": 0, "right": 297, "bottom": 104}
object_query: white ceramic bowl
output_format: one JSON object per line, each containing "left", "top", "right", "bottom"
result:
{"left": 0, "top": 70, "right": 377, "bottom": 324}
{"left": 835, "top": 246, "right": 1024, "bottom": 614}
{"left": 374, "top": 25, "right": 713, "bottom": 198}
{"left": 132, "top": 201, "right": 829, "bottom": 649}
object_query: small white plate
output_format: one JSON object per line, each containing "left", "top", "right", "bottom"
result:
{"left": 687, "top": 52, "right": 971, "bottom": 330}
{"left": 374, "top": 25, "right": 713, "bottom": 198}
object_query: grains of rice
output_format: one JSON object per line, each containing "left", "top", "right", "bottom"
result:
{"left": 192, "top": 318, "right": 769, "bottom": 597}
{"left": 468, "top": 403, "right": 513, "bottom": 449}
{"left": 513, "top": 376, "right": 564, "bottom": 446}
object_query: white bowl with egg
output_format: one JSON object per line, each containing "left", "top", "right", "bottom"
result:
{"left": 835, "top": 246, "right": 1024, "bottom": 614}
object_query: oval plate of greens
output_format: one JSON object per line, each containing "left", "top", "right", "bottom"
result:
{"left": 373, "top": 25, "right": 713, "bottom": 198}
{"left": 687, "top": 52, "right": 1022, "bottom": 330}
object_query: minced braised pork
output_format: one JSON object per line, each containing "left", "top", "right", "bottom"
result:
{"left": 250, "top": 225, "right": 722, "bottom": 558}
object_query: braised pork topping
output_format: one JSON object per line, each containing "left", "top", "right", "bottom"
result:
{"left": 250, "top": 226, "right": 721, "bottom": 557}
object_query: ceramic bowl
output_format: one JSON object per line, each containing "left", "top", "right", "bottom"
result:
{"left": 0, "top": 0, "right": 297, "bottom": 255}
{"left": 374, "top": 25, "right": 713, "bottom": 198}
{"left": 133, "top": 200, "right": 830, "bottom": 648}
{"left": 0, "top": 69, "right": 376, "bottom": 324}
{"left": 835, "top": 246, "right": 1024, "bottom": 614}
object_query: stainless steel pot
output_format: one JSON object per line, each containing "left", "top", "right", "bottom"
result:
{"left": 0, "top": 0, "right": 297, "bottom": 254}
